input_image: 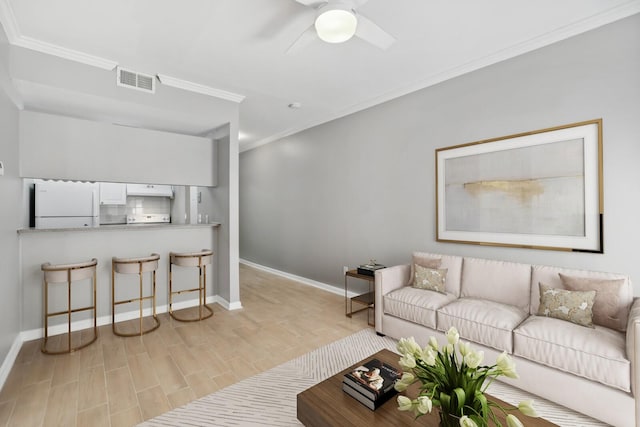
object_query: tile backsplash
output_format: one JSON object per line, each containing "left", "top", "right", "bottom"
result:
{"left": 127, "top": 196, "right": 171, "bottom": 215}
{"left": 100, "top": 196, "right": 171, "bottom": 224}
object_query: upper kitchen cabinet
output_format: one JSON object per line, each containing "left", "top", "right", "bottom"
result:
{"left": 126, "top": 184, "right": 173, "bottom": 197}
{"left": 99, "top": 183, "right": 127, "bottom": 205}
{"left": 19, "top": 111, "right": 218, "bottom": 187}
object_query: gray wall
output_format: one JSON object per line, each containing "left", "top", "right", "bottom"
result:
{"left": 0, "top": 31, "right": 22, "bottom": 362}
{"left": 240, "top": 14, "right": 640, "bottom": 295}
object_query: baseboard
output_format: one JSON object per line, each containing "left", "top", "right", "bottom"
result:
{"left": 213, "top": 295, "right": 243, "bottom": 311}
{"left": 20, "top": 295, "right": 219, "bottom": 342}
{"left": 239, "top": 258, "right": 358, "bottom": 298}
{"left": 0, "top": 334, "right": 23, "bottom": 391}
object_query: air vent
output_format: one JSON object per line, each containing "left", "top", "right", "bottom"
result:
{"left": 116, "top": 67, "right": 156, "bottom": 93}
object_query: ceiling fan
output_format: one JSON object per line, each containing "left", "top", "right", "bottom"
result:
{"left": 287, "top": 0, "right": 395, "bottom": 53}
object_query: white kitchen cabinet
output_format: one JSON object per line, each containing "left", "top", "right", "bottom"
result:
{"left": 126, "top": 184, "right": 173, "bottom": 197}
{"left": 99, "top": 183, "right": 127, "bottom": 205}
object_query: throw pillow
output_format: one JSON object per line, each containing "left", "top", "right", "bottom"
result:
{"left": 412, "top": 264, "right": 448, "bottom": 293}
{"left": 408, "top": 253, "right": 442, "bottom": 286}
{"left": 559, "top": 273, "right": 629, "bottom": 332}
{"left": 537, "top": 283, "right": 595, "bottom": 328}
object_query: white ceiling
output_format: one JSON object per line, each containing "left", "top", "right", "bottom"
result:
{"left": 1, "top": 0, "right": 639, "bottom": 151}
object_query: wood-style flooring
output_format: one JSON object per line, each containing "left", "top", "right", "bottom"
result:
{"left": 0, "top": 264, "right": 369, "bottom": 427}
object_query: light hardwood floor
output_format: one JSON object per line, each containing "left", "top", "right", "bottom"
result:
{"left": 0, "top": 264, "right": 370, "bottom": 427}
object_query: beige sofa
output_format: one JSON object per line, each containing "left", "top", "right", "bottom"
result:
{"left": 374, "top": 252, "right": 639, "bottom": 427}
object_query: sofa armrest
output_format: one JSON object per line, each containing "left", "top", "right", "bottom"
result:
{"left": 376, "top": 264, "right": 410, "bottom": 295}
{"left": 627, "top": 298, "right": 640, "bottom": 398}
{"left": 374, "top": 264, "right": 410, "bottom": 332}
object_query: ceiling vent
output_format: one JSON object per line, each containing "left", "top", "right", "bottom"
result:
{"left": 116, "top": 67, "right": 156, "bottom": 93}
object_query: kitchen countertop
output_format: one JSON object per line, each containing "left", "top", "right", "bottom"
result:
{"left": 17, "top": 222, "right": 220, "bottom": 234}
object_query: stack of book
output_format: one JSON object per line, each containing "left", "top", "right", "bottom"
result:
{"left": 342, "top": 358, "right": 401, "bottom": 410}
{"left": 356, "top": 263, "right": 386, "bottom": 277}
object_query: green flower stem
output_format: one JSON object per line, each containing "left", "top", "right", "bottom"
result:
{"left": 396, "top": 328, "right": 536, "bottom": 427}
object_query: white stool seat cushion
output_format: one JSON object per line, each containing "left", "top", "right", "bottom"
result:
{"left": 42, "top": 259, "right": 97, "bottom": 282}
{"left": 170, "top": 250, "right": 213, "bottom": 267}
{"left": 113, "top": 254, "right": 160, "bottom": 274}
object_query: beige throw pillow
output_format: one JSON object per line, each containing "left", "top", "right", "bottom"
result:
{"left": 538, "top": 283, "right": 596, "bottom": 328}
{"left": 408, "top": 254, "right": 442, "bottom": 286}
{"left": 559, "top": 273, "right": 629, "bottom": 332}
{"left": 412, "top": 265, "right": 448, "bottom": 293}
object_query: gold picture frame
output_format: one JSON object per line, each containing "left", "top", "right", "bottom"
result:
{"left": 435, "top": 119, "right": 603, "bottom": 253}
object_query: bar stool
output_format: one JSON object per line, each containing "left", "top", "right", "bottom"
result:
{"left": 169, "top": 249, "right": 214, "bottom": 322}
{"left": 112, "top": 253, "right": 161, "bottom": 336}
{"left": 41, "top": 258, "right": 98, "bottom": 355}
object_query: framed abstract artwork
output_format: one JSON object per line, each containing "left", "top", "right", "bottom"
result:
{"left": 436, "top": 119, "right": 603, "bottom": 252}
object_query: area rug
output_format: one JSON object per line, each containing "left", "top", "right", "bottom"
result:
{"left": 139, "top": 328, "right": 606, "bottom": 427}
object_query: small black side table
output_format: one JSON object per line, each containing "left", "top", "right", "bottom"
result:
{"left": 344, "top": 269, "right": 375, "bottom": 326}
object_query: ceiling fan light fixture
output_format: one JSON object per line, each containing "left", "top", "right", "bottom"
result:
{"left": 314, "top": 7, "right": 357, "bottom": 43}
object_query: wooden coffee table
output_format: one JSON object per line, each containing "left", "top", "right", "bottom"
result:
{"left": 297, "top": 349, "right": 558, "bottom": 427}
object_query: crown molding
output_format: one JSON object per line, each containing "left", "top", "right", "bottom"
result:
{"left": 0, "top": 0, "right": 244, "bottom": 103}
{"left": 0, "top": 0, "right": 117, "bottom": 69}
{"left": 14, "top": 36, "right": 118, "bottom": 70}
{"left": 157, "top": 74, "right": 245, "bottom": 104}
{"left": 0, "top": 0, "right": 18, "bottom": 43}
{"left": 240, "top": 0, "right": 640, "bottom": 152}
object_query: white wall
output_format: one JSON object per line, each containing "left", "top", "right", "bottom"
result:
{"left": 9, "top": 45, "right": 238, "bottom": 139}
{"left": 0, "top": 30, "right": 22, "bottom": 363}
{"left": 239, "top": 14, "right": 640, "bottom": 294}
{"left": 20, "top": 111, "right": 217, "bottom": 186}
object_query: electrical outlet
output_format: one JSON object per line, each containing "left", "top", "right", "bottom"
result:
{"left": 343, "top": 266, "right": 349, "bottom": 274}
{"left": 0, "top": 161, "right": 4, "bottom": 176}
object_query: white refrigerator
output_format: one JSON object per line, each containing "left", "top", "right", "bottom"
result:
{"left": 35, "top": 180, "right": 100, "bottom": 229}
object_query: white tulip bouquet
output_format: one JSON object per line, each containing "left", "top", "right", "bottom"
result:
{"left": 394, "top": 327, "right": 539, "bottom": 427}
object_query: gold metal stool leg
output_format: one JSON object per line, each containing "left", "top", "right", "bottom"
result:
{"left": 41, "top": 259, "right": 98, "bottom": 355}
{"left": 112, "top": 254, "right": 161, "bottom": 337}
{"left": 168, "top": 250, "right": 214, "bottom": 322}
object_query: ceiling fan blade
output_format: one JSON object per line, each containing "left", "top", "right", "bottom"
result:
{"left": 286, "top": 24, "right": 318, "bottom": 54}
{"left": 253, "top": 1, "right": 316, "bottom": 40}
{"left": 354, "top": 13, "right": 395, "bottom": 50}
{"left": 351, "top": 0, "right": 371, "bottom": 7}
{"left": 293, "top": 0, "right": 327, "bottom": 7}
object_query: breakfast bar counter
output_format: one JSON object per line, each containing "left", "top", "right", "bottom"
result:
{"left": 18, "top": 222, "right": 221, "bottom": 335}
{"left": 17, "top": 222, "right": 220, "bottom": 234}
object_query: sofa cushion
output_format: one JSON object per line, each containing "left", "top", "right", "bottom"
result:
{"left": 437, "top": 297, "right": 529, "bottom": 353}
{"left": 409, "top": 254, "right": 442, "bottom": 286}
{"left": 384, "top": 286, "right": 456, "bottom": 329}
{"left": 412, "top": 265, "right": 447, "bottom": 293}
{"left": 530, "top": 265, "right": 632, "bottom": 329}
{"left": 412, "top": 252, "right": 463, "bottom": 297}
{"left": 537, "top": 283, "right": 595, "bottom": 328}
{"left": 513, "top": 316, "right": 630, "bottom": 392}
{"left": 559, "top": 273, "right": 630, "bottom": 332}
{"left": 461, "top": 257, "right": 531, "bottom": 312}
